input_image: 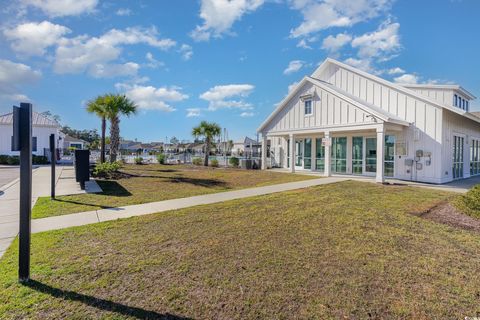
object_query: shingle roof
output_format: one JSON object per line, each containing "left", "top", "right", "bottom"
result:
{"left": 0, "top": 111, "right": 60, "bottom": 127}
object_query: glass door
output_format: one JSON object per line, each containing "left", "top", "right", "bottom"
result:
{"left": 315, "top": 138, "right": 325, "bottom": 171}
{"left": 352, "top": 137, "right": 363, "bottom": 174}
{"left": 453, "top": 135, "right": 464, "bottom": 179}
{"left": 295, "top": 139, "right": 303, "bottom": 168}
{"left": 331, "top": 137, "right": 347, "bottom": 173}
{"left": 365, "top": 137, "right": 377, "bottom": 175}
{"left": 384, "top": 135, "right": 395, "bottom": 177}
{"left": 304, "top": 138, "right": 312, "bottom": 169}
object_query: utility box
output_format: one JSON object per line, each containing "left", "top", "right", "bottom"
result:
{"left": 74, "top": 149, "right": 90, "bottom": 189}
{"left": 240, "top": 159, "right": 253, "bottom": 169}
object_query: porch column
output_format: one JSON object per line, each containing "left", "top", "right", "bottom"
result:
{"left": 261, "top": 135, "right": 267, "bottom": 170}
{"left": 311, "top": 137, "right": 316, "bottom": 172}
{"left": 376, "top": 125, "right": 385, "bottom": 183}
{"left": 324, "top": 131, "right": 331, "bottom": 177}
{"left": 289, "top": 133, "right": 295, "bottom": 173}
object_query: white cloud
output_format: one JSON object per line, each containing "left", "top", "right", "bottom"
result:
{"left": 21, "top": 0, "right": 98, "bottom": 17}
{"left": 387, "top": 67, "right": 405, "bottom": 75}
{"left": 283, "top": 60, "right": 304, "bottom": 75}
{"left": 351, "top": 20, "right": 400, "bottom": 60}
{"left": 200, "top": 84, "right": 254, "bottom": 111}
{"left": 145, "top": 52, "right": 164, "bottom": 69}
{"left": 394, "top": 73, "right": 418, "bottom": 84}
{"left": 179, "top": 44, "right": 193, "bottom": 60}
{"left": 240, "top": 111, "right": 254, "bottom": 117}
{"left": 344, "top": 57, "right": 377, "bottom": 74}
{"left": 296, "top": 39, "right": 312, "bottom": 49}
{"left": 116, "top": 8, "right": 131, "bottom": 16}
{"left": 116, "top": 84, "right": 189, "bottom": 111}
{"left": 3, "top": 21, "right": 71, "bottom": 56}
{"left": 0, "top": 59, "right": 41, "bottom": 103}
{"left": 289, "top": 0, "right": 393, "bottom": 38}
{"left": 54, "top": 27, "right": 176, "bottom": 77}
{"left": 88, "top": 62, "right": 139, "bottom": 78}
{"left": 321, "top": 32, "right": 352, "bottom": 51}
{"left": 186, "top": 108, "right": 201, "bottom": 117}
{"left": 190, "top": 0, "right": 265, "bottom": 41}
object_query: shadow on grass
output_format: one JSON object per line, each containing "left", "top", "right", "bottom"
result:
{"left": 165, "top": 176, "right": 227, "bottom": 188}
{"left": 95, "top": 180, "right": 132, "bottom": 197}
{"left": 23, "top": 280, "right": 192, "bottom": 320}
{"left": 105, "top": 173, "right": 228, "bottom": 189}
{"left": 52, "top": 198, "right": 114, "bottom": 209}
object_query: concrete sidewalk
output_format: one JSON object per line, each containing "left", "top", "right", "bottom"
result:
{"left": 31, "top": 177, "right": 345, "bottom": 233}
{"left": 0, "top": 166, "right": 101, "bottom": 257}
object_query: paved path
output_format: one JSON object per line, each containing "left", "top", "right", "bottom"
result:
{"left": 0, "top": 166, "right": 19, "bottom": 189}
{"left": 0, "top": 166, "right": 101, "bottom": 257}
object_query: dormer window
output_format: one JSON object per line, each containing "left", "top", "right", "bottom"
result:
{"left": 466, "top": 100, "right": 469, "bottom": 111}
{"left": 454, "top": 94, "right": 458, "bottom": 107}
{"left": 304, "top": 99, "right": 312, "bottom": 115}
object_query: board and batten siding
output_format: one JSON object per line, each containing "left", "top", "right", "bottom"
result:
{"left": 263, "top": 82, "right": 373, "bottom": 134}
{"left": 405, "top": 88, "right": 455, "bottom": 107}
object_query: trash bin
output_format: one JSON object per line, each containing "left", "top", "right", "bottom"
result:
{"left": 74, "top": 149, "right": 90, "bottom": 190}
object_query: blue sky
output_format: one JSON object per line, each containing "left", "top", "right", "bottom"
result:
{"left": 0, "top": 0, "right": 479, "bottom": 142}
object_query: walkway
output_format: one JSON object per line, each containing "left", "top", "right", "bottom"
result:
{"left": 0, "top": 166, "right": 101, "bottom": 257}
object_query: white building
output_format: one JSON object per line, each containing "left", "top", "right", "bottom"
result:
{"left": 0, "top": 111, "right": 62, "bottom": 156}
{"left": 62, "top": 135, "right": 87, "bottom": 149}
{"left": 258, "top": 58, "right": 479, "bottom": 184}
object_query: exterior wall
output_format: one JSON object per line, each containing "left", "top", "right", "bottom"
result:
{"left": 263, "top": 82, "right": 375, "bottom": 134}
{"left": 0, "top": 124, "right": 59, "bottom": 156}
{"left": 442, "top": 110, "right": 480, "bottom": 182}
{"left": 405, "top": 88, "right": 454, "bottom": 107}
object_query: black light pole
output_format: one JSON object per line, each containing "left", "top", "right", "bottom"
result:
{"left": 50, "top": 134, "right": 55, "bottom": 199}
{"left": 13, "top": 103, "right": 33, "bottom": 282}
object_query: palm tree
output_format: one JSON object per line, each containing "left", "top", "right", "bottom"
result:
{"left": 104, "top": 94, "right": 137, "bottom": 162}
{"left": 86, "top": 96, "right": 108, "bottom": 163}
{"left": 192, "top": 121, "right": 221, "bottom": 166}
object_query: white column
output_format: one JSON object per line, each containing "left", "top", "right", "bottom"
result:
{"left": 324, "top": 131, "right": 331, "bottom": 177}
{"left": 289, "top": 133, "right": 295, "bottom": 173}
{"left": 261, "top": 135, "right": 267, "bottom": 170}
{"left": 376, "top": 125, "right": 385, "bottom": 183}
{"left": 464, "top": 136, "right": 471, "bottom": 178}
{"left": 311, "top": 137, "right": 316, "bottom": 172}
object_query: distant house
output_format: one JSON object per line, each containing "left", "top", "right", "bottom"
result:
{"left": 62, "top": 135, "right": 87, "bottom": 149}
{"left": 232, "top": 137, "right": 262, "bottom": 156}
{"left": 0, "top": 111, "right": 61, "bottom": 156}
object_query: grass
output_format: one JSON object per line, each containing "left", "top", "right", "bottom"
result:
{"left": 32, "top": 164, "right": 316, "bottom": 219}
{"left": 2, "top": 181, "right": 480, "bottom": 319}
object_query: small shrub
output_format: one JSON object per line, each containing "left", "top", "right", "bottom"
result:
{"left": 93, "top": 161, "right": 122, "bottom": 179}
{"left": 134, "top": 157, "right": 143, "bottom": 165}
{"left": 157, "top": 153, "right": 166, "bottom": 164}
{"left": 455, "top": 185, "right": 480, "bottom": 218}
{"left": 210, "top": 159, "right": 219, "bottom": 167}
{"left": 0, "top": 155, "right": 9, "bottom": 164}
{"left": 192, "top": 157, "right": 202, "bottom": 166}
{"left": 229, "top": 157, "right": 239, "bottom": 167}
{"left": 33, "top": 155, "right": 48, "bottom": 165}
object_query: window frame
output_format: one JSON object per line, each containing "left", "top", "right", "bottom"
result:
{"left": 304, "top": 99, "right": 313, "bottom": 116}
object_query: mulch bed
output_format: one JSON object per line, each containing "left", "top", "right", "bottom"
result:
{"left": 414, "top": 201, "right": 480, "bottom": 233}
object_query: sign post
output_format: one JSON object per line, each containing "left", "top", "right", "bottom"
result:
{"left": 13, "top": 103, "right": 33, "bottom": 282}
{"left": 50, "top": 134, "right": 55, "bottom": 199}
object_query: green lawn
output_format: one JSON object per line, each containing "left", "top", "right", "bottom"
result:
{"left": 32, "top": 164, "right": 316, "bottom": 219}
{"left": 2, "top": 181, "right": 479, "bottom": 319}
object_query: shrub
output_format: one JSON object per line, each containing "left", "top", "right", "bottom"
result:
{"left": 0, "top": 155, "right": 9, "bottom": 165}
{"left": 455, "top": 185, "right": 480, "bottom": 219}
{"left": 229, "top": 157, "right": 239, "bottom": 167}
{"left": 210, "top": 159, "right": 219, "bottom": 167}
{"left": 33, "top": 155, "right": 48, "bottom": 164}
{"left": 93, "top": 161, "right": 122, "bottom": 179}
{"left": 192, "top": 157, "right": 202, "bottom": 166}
{"left": 134, "top": 157, "right": 143, "bottom": 165}
{"left": 157, "top": 153, "right": 166, "bottom": 164}
{"left": 6, "top": 156, "right": 19, "bottom": 165}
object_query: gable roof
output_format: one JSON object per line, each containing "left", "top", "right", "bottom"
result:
{"left": 313, "top": 58, "right": 480, "bottom": 124}
{"left": 0, "top": 111, "right": 60, "bottom": 128}
{"left": 257, "top": 74, "right": 409, "bottom": 133}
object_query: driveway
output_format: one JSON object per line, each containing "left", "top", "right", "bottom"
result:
{"left": 0, "top": 166, "right": 19, "bottom": 190}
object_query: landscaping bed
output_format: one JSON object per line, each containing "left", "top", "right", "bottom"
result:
{"left": 2, "top": 181, "right": 479, "bottom": 318}
{"left": 32, "top": 164, "right": 316, "bottom": 219}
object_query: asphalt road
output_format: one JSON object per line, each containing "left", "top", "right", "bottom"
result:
{"left": 0, "top": 167, "right": 19, "bottom": 189}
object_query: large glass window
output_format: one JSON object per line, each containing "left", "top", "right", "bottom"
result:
{"left": 365, "top": 137, "right": 377, "bottom": 173}
{"left": 304, "top": 100, "right": 312, "bottom": 115}
{"left": 295, "top": 140, "right": 303, "bottom": 167}
{"left": 331, "top": 137, "right": 347, "bottom": 173}
{"left": 384, "top": 135, "right": 395, "bottom": 177}
{"left": 315, "top": 138, "right": 325, "bottom": 171}
{"left": 304, "top": 138, "right": 312, "bottom": 169}
{"left": 453, "top": 135, "right": 464, "bottom": 179}
{"left": 352, "top": 137, "right": 363, "bottom": 174}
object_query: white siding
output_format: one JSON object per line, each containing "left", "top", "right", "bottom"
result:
{"left": 0, "top": 125, "right": 59, "bottom": 156}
